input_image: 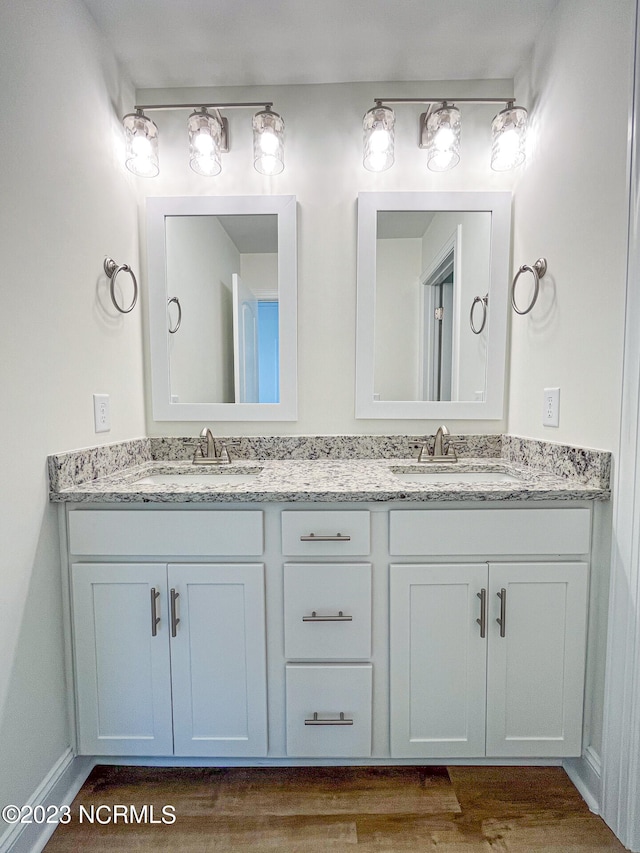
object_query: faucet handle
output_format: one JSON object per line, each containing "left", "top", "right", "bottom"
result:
{"left": 218, "top": 442, "right": 232, "bottom": 464}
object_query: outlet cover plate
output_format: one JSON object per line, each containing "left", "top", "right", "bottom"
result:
{"left": 93, "top": 393, "right": 111, "bottom": 433}
{"left": 543, "top": 387, "right": 560, "bottom": 428}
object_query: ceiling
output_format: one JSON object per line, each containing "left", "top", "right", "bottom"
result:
{"left": 82, "top": 0, "right": 559, "bottom": 90}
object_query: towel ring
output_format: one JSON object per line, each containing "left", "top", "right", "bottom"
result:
{"left": 511, "top": 257, "right": 548, "bottom": 315}
{"left": 104, "top": 257, "right": 138, "bottom": 314}
{"left": 167, "top": 296, "right": 182, "bottom": 334}
{"left": 470, "top": 294, "right": 488, "bottom": 334}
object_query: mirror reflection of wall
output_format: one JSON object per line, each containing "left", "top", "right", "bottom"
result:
{"left": 165, "top": 214, "right": 278, "bottom": 404}
{"left": 374, "top": 210, "right": 491, "bottom": 403}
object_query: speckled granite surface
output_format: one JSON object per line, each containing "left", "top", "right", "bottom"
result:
{"left": 47, "top": 434, "right": 611, "bottom": 504}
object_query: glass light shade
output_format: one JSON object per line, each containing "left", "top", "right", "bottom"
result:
{"left": 425, "top": 105, "right": 461, "bottom": 172}
{"left": 491, "top": 105, "right": 528, "bottom": 171}
{"left": 253, "top": 109, "right": 285, "bottom": 175}
{"left": 188, "top": 109, "right": 222, "bottom": 176}
{"left": 123, "top": 111, "right": 159, "bottom": 177}
{"left": 362, "top": 105, "right": 395, "bottom": 172}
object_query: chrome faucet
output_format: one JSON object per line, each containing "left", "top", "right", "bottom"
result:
{"left": 417, "top": 425, "right": 458, "bottom": 462}
{"left": 193, "top": 427, "right": 231, "bottom": 465}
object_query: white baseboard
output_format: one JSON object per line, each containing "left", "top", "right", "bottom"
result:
{"left": 564, "top": 746, "right": 602, "bottom": 815}
{"left": 0, "top": 750, "right": 94, "bottom": 853}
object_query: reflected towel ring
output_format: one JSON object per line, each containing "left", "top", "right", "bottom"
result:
{"left": 167, "top": 296, "right": 182, "bottom": 334}
{"left": 104, "top": 257, "right": 138, "bottom": 314}
{"left": 470, "top": 294, "right": 488, "bottom": 334}
{"left": 511, "top": 257, "right": 548, "bottom": 315}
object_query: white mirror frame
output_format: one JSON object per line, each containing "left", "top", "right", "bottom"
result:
{"left": 147, "top": 194, "right": 297, "bottom": 421}
{"left": 355, "top": 191, "right": 511, "bottom": 419}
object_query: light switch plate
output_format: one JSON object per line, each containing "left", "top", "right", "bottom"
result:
{"left": 543, "top": 387, "right": 560, "bottom": 427}
{"left": 93, "top": 394, "right": 111, "bottom": 433}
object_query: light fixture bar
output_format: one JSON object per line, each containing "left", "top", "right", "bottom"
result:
{"left": 134, "top": 101, "right": 273, "bottom": 112}
{"left": 372, "top": 97, "right": 515, "bottom": 106}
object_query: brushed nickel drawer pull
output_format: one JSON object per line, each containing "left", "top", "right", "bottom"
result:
{"left": 150, "top": 587, "right": 161, "bottom": 637}
{"left": 302, "top": 610, "right": 353, "bottom": 622}
{"left": 476, "top": 588, "right": 487, "bottom": 638}
{"left": 170, "top": 588, "right": 180, "bottom": 637}
{"left": 299, "top": 533, "right": 352, "bottom": 542}
{"left": 304, "top": 712, "right": 354, "bottom": 726}
{"left": 496, "top": 587, "right": 507, "bottom": 638}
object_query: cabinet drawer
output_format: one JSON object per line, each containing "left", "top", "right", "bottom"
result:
{"left": 285, "top": 664, "right": 372, "bottom": 757}
{"left": 284, "top": 563, "right": 371, "bottom": 660}
{"left": 389, "top": 508, "right": 591, "bottom": 556}
{"left": 68, "top": 510, "right": 263, "bottom": 556}
{"left": 281, "top": 511, "right": 370, "bottom": 556}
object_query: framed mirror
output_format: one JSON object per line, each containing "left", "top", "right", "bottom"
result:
{"left": 355, "top": 191, "right": 511, "bottom": 419}
{"left": 147, "top": 195, "right": 297, "bottom": 420}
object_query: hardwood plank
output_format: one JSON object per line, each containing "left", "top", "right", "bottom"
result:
{"left": 212, "top": 766, "right": 459, "bottom": 815}
{"left": 44, "top": 765, "right": 627, "bottom": 852}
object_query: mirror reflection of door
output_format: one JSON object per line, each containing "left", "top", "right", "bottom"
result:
{"left": 166, "top": 214, "right": 279, "bottom": 404}
{"left": 423, "top": 252, "right": 454, "bottom": 401}
{"left": 232, "top": 274, "right": 259, "bottom": 403}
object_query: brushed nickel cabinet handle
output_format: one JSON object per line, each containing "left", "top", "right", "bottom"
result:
{"left": 476, "top": 588, "right": 487, "bottom": 638}
{"left": 302, "top": 610, "right": 353, "bottom": 622}
{"left": 150, "top": 587, "right": 161, "bottom": 637}
{"left": 496, "top": 587, "right": 507, "bottom": 638}
{"left": 299, "top": 533, "right": 352, "bottom": 542}
{"left": 304, "top": 712, "right": 353, "bottom": 726}
{"left": 170, "top": 588, "right": 180, "bottom": 637}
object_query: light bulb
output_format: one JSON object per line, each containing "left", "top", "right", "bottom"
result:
{"left": 434, "top": 126, "right": 455, "bottom": 151}
{"left": 194, "top": 131, "right": 214, "bottom": 154}
{"left": 259, "top": 129, "right": 279, "bottom": 155}
{"left": 368, "top": 127, "right": 391, "bottom": 152}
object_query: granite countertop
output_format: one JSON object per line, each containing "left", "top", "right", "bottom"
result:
{"left": 48, "top": 446, "right": 611, "bottom": 504}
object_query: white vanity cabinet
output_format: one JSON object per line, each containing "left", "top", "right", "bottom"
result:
{"left": 63, "top": 500, "right": 594, "bottom": 764}
{"left": 68, "top": 509, "right": 268, "bottom": 758}
{"left": 388, "top": 507, "right": 591, "bottom": 760}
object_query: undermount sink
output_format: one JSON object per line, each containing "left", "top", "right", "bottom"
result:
{"left": 393, "top": 470, "right": 523, "bottom": 485}
{"left": 133, "top": 472, "right": 261, "bottom": 487}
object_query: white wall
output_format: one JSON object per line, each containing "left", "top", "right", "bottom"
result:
{"left": 510, "top": 0, "right": 633, "bottom": 450}
{"left": 510, "top": 0, "right": 635, "bottom": 764}
{"left": 0, "top": 0, "right": 145, "bottom": 837}
{"left": 135, "top": 79, "right": 516, "bottom": 436}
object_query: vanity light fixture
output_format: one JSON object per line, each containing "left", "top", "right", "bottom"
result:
{"left": 363, "top": 97, "right": 528, "bottom": 173}
{"left": 122, "top": 101, "right": 284, "bottom": 177}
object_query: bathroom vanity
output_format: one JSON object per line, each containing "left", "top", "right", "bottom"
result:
{"left": 49, "top": 436, "right": 609, "bottom": 766}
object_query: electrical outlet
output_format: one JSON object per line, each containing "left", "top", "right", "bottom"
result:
{"left": 543, "top": 387, "right": 560, "bottom": 427}
{"left": 93, "top": 393, "right": 111, "bottom": 433}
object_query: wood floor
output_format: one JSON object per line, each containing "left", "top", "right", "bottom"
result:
{"left": 45, "top": 765, "right": 626, "bottom": 851}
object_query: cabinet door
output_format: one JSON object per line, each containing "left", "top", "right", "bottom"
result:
{"left": 168, "top": 563, "right": 268, "bottom": 756}
{"left": 390, "top": 563, "right": 488, "bottom": 758}
{"left": 71, "top": 563, "right": 173, "bottom": 756}
{"left": 486, "top": 562, "right": 588, "bottom": 757}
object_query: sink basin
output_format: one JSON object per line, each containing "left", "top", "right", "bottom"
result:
{"left": 394, "top": 470, "right": 523, "bottom": 485}
{"left": 134, "top": 473, "right": 260, "bottom": 487}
